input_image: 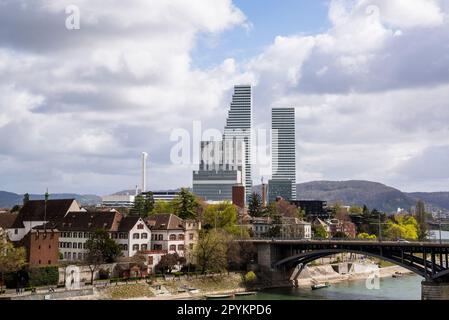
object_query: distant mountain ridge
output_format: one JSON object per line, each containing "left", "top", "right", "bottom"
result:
{"left": 0, "top": 191, "right": 101, "bottom": 208}
{"left": 255, "top": 180, "right": 449, "bottom": 214}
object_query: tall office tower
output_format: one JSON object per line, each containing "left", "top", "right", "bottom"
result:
{"left": 271, "top": 107, "right": 296, "bottom": 200}
{"left": 223, "top": 85, "right": 252, "bottom": 201}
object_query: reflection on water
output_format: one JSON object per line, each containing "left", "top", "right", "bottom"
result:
{"left": 233, "top": 274, "right": 423, "bottom": 300}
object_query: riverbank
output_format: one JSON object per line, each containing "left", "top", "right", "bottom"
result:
{"left": 293, "top": 263, "right": 412, "bottom": 288}
{"left": 61, "top": 262, "right": 413, "bottom": 300}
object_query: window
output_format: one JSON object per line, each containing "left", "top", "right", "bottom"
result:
{"left": 178, "top": 244, "right": 184, "bottom": 251}
{"left": 73, "top": 232, "right": 77, "bottom": 238}
{"left": 189, "top": 233, "right": 194, "bottom": 240}
{"left": 158, "top": 234, "right": 163, "bottom": 241}
{"left": 83, "top": 243, "right": 87, "bottom": 249}
{"left": 78, "top": 232, "right": 83, "bottom": 238}
{"left": 64, "top": 252, "right": 67, "bottom": 259}
{"left": 119, "top": 233, "right": 124, "bottom": 239}
{"left": 39, "top": 260, "right": 41, "bottom": 264}
{"left": 48, "top": 260, "right": 51, "bottom": 265}
{"left": 169, "top": 234, "right": 176, "bottom": 241}
{"left": 84, "top": 232, "right": 88, "bottom": 238}
{"left": 123, "top": 244, "right": 128, "bottom": 251}
{"left": 38, "top": 245, "right": 41, "bottom": 250}
{"left": 73, "top": 242, "right": 77, "bottom": 249}
{"left": 169, "top": 245, "right": 176, "bottom": 251}
{"left": 133, "top": 233, "right": 140, "bottom": 239}
{"left": 78, "top": 253, "right": 82, "bottom": 260}
{"left": 132, "top": 244, "right": 139, "bottom": 251}
{"left": 14, "top": 229, "right": 18, "bottom": 235}
{"left": 153, "top": 244, "right": 162, "bottom": 250}
{"left": 73, "top": 252, "right": 76, "bottom": 259}
{"left": 68, "top": 232, "right": 72, "bottom": 238}
{"left": 141, "top": 233, "right": 148, "bottom": 239}
{"left": 78, "top": 242, "right": 82, "bottom": 249}
{"left": 68, "top": 252, "right": 72, "bottom": 260}
{"left": 189, "top": 243, "right": 194, "bottom": 250}
{"left": 141, "top": 244, "right": 147, "bottom": 251}
{"left": 137, "top": 223, "right": 144, "bottom": 230}
{"left": 112, "top": 233, "right": 118, "bottom": 239}
{"left": 178, "top": 234, "right": 184, "bottom": 241}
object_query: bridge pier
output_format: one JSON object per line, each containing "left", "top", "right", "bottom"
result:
{"left": 421, "top": 281, "right": 449, "bottom": 300}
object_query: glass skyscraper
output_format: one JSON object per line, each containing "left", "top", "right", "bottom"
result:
{"left": 271, "top": 107, "right": 296, "bottom": 200}
{"left": 223, "top": 85, "right": 252, "bottom": 201}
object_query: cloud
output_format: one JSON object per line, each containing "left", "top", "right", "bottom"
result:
{"left": 1, "top": 0, "right": 449, "bottom": 194}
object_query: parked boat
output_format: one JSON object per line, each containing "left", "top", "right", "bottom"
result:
{"left": 205, "top": 294, "right": 233, "bottom": 299}
{"left": 234, "top": 291, "right": 257, "bottom": 296}
{"left": 311, "top": 283, "right": 330, "bottom": 290}
{"left": 392, "top": 272, "right": 403, "bottom": 278}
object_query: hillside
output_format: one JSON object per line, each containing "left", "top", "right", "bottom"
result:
{"left": 295, "top": 181, "right": 416, "bottom": 213}
{"left": 406, "top": 192, "right": 449, "bottom": 212}
{"left": 0, "top": 191, "right": 101, "bottom": 208}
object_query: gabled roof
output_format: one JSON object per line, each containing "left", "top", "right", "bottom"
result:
{"left": 145, "top": 214, "right": 184, "bottom": 230}
{"left": 118, "top": 216, "right": 143, "bottom": 232}
{"left": 11, "top": 199, "right": 78, "bottom": 228}
{"left": 0, "top": 213, "right": 18, "bottom": 229}
{"left": 50, "top": 210, "right": 123, "bottom": 232}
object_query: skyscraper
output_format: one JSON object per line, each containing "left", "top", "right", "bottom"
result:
{"left": 271, "top": 107, "right": 296, "bottom": 200}
{"left": 223, "top": 85, "right": 252, "bottom": 201}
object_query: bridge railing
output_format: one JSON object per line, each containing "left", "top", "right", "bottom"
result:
{"left": 238, "top": 236, "right": 449, "bottom": 244}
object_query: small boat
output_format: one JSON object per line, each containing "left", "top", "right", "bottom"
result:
{"left": 188, "top": 288, "right": 200, "bottom": 294}
{"left": 205, "top": 294, "right": 233, "bottom": 299}
{"left": 392, "top": 272, "right": 403, "bottom": 278}
{"left": 311, "top": 283, "right": 330, "bottom": 290}
{"left": 234, "top": 291, "right": 257, "bottom": 297}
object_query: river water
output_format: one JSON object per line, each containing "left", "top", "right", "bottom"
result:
{"left": 233, "top": 274, "right": 423, "bottom": 300}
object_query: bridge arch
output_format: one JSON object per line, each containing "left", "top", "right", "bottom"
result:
{"left": 273, "top": 249, "right": 431, "bottom": 279}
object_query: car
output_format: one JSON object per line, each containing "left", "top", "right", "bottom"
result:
{"left": 397, "top": 239, "right": 410, "bottom": 243}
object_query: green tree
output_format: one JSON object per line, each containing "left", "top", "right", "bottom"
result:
{"left": 0, "top": 232, "right": 26, "bottom": 293}
{"left": 357, "top": 233, "right": 377, "bottom": 240}
{"left": 349, "top": 206, "right": 363, "bottom": 215}
{"left": 153, "top": 200, "right": 175, "bottom": 214}
{"left": 333, "top": 231, "right": 348, "bottom": 239}
{"left": 173, "top": 188, "right": 199, "bottom": 220}
{"left": 244, "top": 271, "right": 257, "bottom": 283}
{"left": 384, "top": 215, "right": 418, "bottom": 240}
{"left": 155, "top": 253, "right": 183, "bottom": 274}
{"left": 130, "top": 193, "right": 155, "bottom": 217}
{"left": 415, "top": 200, "right": 428, "bottom": 240}
{"left": 312, "top": 225, "right": 328, "bottom": 239}
{"left": 248, "top": 193, "right": 263, "bottom": 217}
{"left": 85, "top": 229, "right": 122, "bottom": 284}
{"left": 203, "top": 202, "right": 242, "bottom": 235}
{"left": 23, "top": 193, "right": 30, "bottom": 205}
{"left": 194, "top": 230, "right": 228, "bottom": 274}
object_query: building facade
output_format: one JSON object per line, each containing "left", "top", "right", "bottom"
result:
{"left": 223, "top": 85, "right": 252, "bottom": 201}
{"left": 268, "top": 179, "right": 293, "bottom": 203}
{"left": 271, "top": 107, "right": 296, "bottom": 200}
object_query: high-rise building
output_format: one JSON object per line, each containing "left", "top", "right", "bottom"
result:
{"left": 271, "top": 107, "right": 296, "bottom": 200}
{"left": 223, "top": 85, "right": 252, "bottom": 201}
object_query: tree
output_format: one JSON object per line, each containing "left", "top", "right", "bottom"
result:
{"left": 153, "top": 200, "right": 175, "bottom": 214}
{"left": 384, "top": 215, "right": 418, "bottom": 241}
{"left": 248, "top": 193, "right": 263, "bottom": 217}
{"left": 333, "top": 231, "right": 348, "bottom": 239}
{"left": 23, "top": 193, "right": 30, "bottom": 205}
{"left": 173, "top": 188, "right": 199, "bottom": 220}
{"left": 85, "top": 229, "right": 122, "bottom": 284}
{"left": 244, "top": 271, "right": 257, "bottom": 283}
{"left": 203, "top": 202, "right": 241, "bottom": 235}
{"left": 312, "top": 225, "right": 328, "bottom": 239}
{"left": 349, "top": 206, "right": 363, "bottom": 215}
{"left": 155, "top": 253, "right": 182, "bottom": 274}
{"left": 415, "top": 200, "right": 428, "bottom": 240}
{"left": 0, "top": 232, "right": 26, "bottom": 293}
{"left": 194, "top": 230, "right": 228, "bottom": 274}
{"left": 130, "top": 193, "right": 155, "bottom": 217}
{"left": 276, "top": 200, "right": 302, "bottom": 218}
{"left": 357, "top": 233, "right": 377, "bottom": 240}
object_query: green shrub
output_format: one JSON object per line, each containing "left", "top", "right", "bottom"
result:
{"left": 28, "top": 266, "right": 59, "bottom": 287}
{"left": 244, "top": 271, "right": 257, "bottom": 283}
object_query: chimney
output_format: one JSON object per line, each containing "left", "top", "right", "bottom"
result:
{"left": 142, "top": 152, "right": 148, "bottom": 193}
{"left": 261, "top": 177, "right": 267, "bottom": 207}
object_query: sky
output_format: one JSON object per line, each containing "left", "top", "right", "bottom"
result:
{"left": 1, "top": 0, "right": 449, "bottom": 195}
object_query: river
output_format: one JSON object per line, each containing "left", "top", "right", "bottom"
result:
{"left": 233, "top": 274, "right": 423, "bottom": 300}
